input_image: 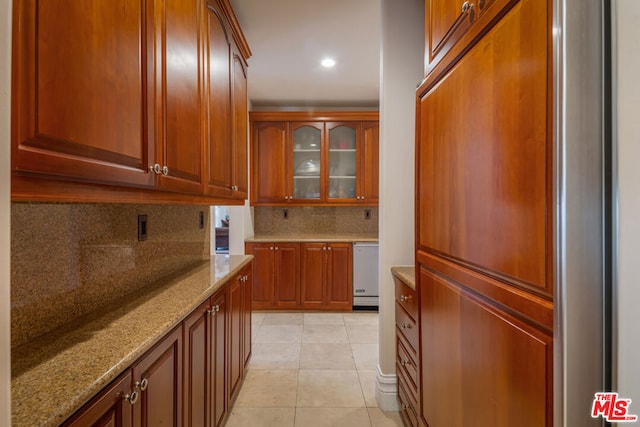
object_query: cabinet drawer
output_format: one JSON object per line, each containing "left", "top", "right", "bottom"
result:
{"left": 395, "top": 302, "right": 418, "bottom": 352}
{"left": 394, "top": 278, "right": 417, "bottom": 320}
{"left": 398, "top": 378, "right": 419, "bottom": 427}
{"left": 396, "top": 337, "right": 419, "bottom": 395}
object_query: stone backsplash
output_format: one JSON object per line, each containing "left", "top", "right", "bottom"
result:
{"left": 253, "top": 206, "right": 378, "bottom": 236}
{"left": 11, "top": 203, "right": 210, "bottom": 348}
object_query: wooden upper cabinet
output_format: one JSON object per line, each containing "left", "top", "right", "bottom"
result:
{"left": 12, "top": 0, "right": 155, "bottom": 187}
{"left": 426, "top": 0, "right": 520, "bottom": 73}
{"left": 417, "top": 0, "right": 549, "bottom": 292}
{"left": 250, "top": 112, "right": 379, "bottom": 206}
{"left": 359, "top": 122, "right": 379, "bottom": 204}
{"left": 11, "top": 0, "right": 251, "bottom": 204}
{"left": 250, "top": 122, "right": 289, "bottom": 204}
{"left": 326, "top": 122, "right": 358, "bottom": 203}
{"left": 157, "top": 0, "right": 204, "bottom": 194}
{"left": 204, "top": 2, "right": 233, "bottom": 198}
{"left": 231, "top": 49, "right": 249, "bottom": 199}
{"left": 291, "top": 122, "right": 324, "bottom": 203}
{"left": 203, "top": 2, "right": 249, "bottom": 200}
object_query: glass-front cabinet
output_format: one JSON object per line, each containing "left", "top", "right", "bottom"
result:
{"left": 249, "top": 112, "right": 379, "bottom": 206}
{"left": 291, "top": 123, "right": 323, "bottom": 201}
{"left": 327, "top": 123, "right": 357, "bottom": 201}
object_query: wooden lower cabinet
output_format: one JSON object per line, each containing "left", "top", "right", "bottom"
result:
{"left": 300, "top": 243, "right": 352, "bottom": 310}
{"left": 62, "top": 370, "right": 134, "bottom": 427}
{"left": 393, "top": 271, "right": 419, "bottom": 427}
{"left": 419, "top": 267, "right": 552, "bottom": 427}
{"left": 245, "top": 242, "right": 300, "bottom": 309}
{"left": 65, "top": 263, "right": 252, "bottom": 427}
{"left": 132, "top": 326, "right": 183, "bottom": 426}
{"left": 246, "top": 241, "right": 353, "bottom": 310}
{"left": 210, "top": 290, "right": 228, "bottom": 427}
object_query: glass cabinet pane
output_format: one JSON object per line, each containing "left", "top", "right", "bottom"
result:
{"left": 328, "top": 125, "right": 357, "bottom": 199}
{"left": 293, "top": 126, "right": 321, "bottom": 199}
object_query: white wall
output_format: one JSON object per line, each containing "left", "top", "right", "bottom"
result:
{"left": 377, "top": 0, "right": 423, "bottom": 411}
{"left": 615, "top": 0, "right": 640, "bottom": 407}
{"left": 0, "top": 0, "right": 12, "bottom": 423}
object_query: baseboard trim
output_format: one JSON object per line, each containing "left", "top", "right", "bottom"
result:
{"left": 375, "top": 364, "right": 400, "bottom": 411}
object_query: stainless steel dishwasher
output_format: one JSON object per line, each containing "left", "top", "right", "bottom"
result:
{"left": 352, "top": 242, "right": 379, "bottom": 309}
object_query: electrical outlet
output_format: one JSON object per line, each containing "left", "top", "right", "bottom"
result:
{"left": 283, "top": 209, "right": 289, "bottom": 219}
{"left": 199, "top": 211, "right": 205, "bottom": 229}
{"left": 364, "top": 209, "right": 372, "bottom": 220}
{"left": 138, "top": 215, "right": 148, "bottom": 241}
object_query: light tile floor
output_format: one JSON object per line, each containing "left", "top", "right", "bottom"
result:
{"left": 226, "top": 312, "right": 404, "bottom": 427}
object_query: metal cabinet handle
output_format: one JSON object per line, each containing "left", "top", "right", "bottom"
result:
{"left": 400, "top": 359, "right": 408, "bottom": 367}
{"left": 150, "top": 163, "right": 162, "bottom": 174}
{"left": 461, "top": 1, "right": 470, "bottom": 12}
{"left": 135, "top": 378, "right": 149, "bottom": 391}
{"left": 401, "top": 323, "right": 410, "bottom": 330}
{"left": 123, "top": 390, "right": 139, "bottom": 405}
{"left": 400, "top": 295, "right": 412, "bottom": 302}
{"left": 161, "top": 165, "right": 169, "bottom": 176}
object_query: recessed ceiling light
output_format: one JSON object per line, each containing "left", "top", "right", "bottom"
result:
{"left": 321, "top": 58, "right": 336, "bottom": 68}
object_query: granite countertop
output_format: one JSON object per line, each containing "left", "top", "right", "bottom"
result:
{"left": 391, "top": 266, "right": 416, "bottom": 291}
{"left": 11, "top": 254, "right": 252, "bottom": 427}
{"left": 246, "top": 233, "right": 378, "bottom": 243}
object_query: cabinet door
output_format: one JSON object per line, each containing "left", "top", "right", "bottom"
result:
{"left": 326, "top": 122, "right": 358, "bottom": 203}
{"left": 132, "top": 326, "right": 182, "bottom": 427}
{"left": 427, "top": 0, "right": 521, "bottom": 70}
{"left": 291, "top": 123, "right": 323, "bottom": 203}
{"left": 300, "top": 243, "right": 327, "bottom": 308}
{"left": 12, "top": 0, "right": 155, "bottom": 187}
{"left": 326, "top": 243, "right": 353, "bottom": 310}
{"left": 428, "top": 0, "right": 475, "bottom": 66}
{"left": 210, "top": 290, "right": 227, "bottom": 427}
{"left": 419, "top": 267, "right": 550, "bottom": 427}
{"left": 359, "top": 122, "right": 379, "bottom": 204}
{"left": 245, "top": 243, "right": 275, "bottom": 309}
{"left": 155, "top": 0, "right": 204, "bottom": 194}
{"left": 204, "top": 1, "right": 233, "bottom": 197}
{"left": 274, "top": 243, "right": 301, "bottom": 307}
{"left": 231, "top": 49, "right": 249, "bottom": 199}
{"left": 242, "top": 267, "right": 253, "bottom": 367}
{"left": 183, "top": 301, "right": 210, "bottom": 427}
{"left": 63, "top": 370, "right": 133, "bottom": 427}
{"left": 229, "top": 274, "right": 243, "bottom": 400}
{"left": 251, "top": 122, "right": 289, "bottom": 204}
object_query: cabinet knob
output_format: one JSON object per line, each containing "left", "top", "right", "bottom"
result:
{"left": 328, "top": 247, "right": 332, "bottom": 251}
{"left": 135, "top": 378, "right": 149, "bottom": 391}
{"left": 275, "top": 247, "right": 279, "bottom": 250}
{"left": 123, "top": 390, "right": 139, "bottom": 405}
{"left": 161, "top": 165, "right": 169, "bottom": 176}
{"left": 270, "top": 246, "right": 274, "bottom": 250}
{"left": 231, "top": 185, "right": 238, "bottom": 191}
{"left": 461, "top": 1, "right": 470, "bottom": 12}
{"left": 323, "top": 247, "right": 327, "bottom": 251}
{"left": 401, "top": 323, "right": 410, "bottom": 330}
{"left": 150, "top": 163, "right": 162, "bottom": 174}
{"left": 400, "top": 295, "right": 412, "bottom": 302}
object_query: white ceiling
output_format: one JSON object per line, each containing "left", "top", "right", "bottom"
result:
{"left": 230, "top": 0, "right": 381, "bottom": 109}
